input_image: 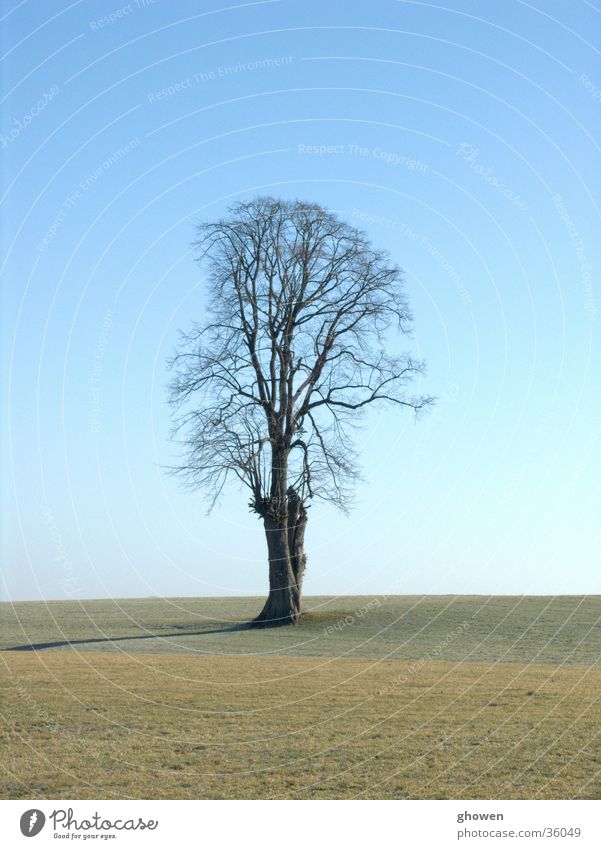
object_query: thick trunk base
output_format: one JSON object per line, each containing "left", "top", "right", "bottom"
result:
{"left": 253, "top": 590, "right": 302, "bottom": 628}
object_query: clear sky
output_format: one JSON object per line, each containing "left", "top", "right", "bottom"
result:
{"left": 1, "top": 0, "right": 599, "bottom": 601}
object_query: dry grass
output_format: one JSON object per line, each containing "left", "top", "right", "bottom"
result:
{"left": 2, "top": 650, "right": 600, "bottom": 800}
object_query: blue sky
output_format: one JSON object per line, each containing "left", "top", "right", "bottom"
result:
{"left": 1, "top": 0, "right": 599, "bottom": 601}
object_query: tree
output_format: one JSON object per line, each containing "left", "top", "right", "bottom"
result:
{"left": 168, "top": 197, "right": 432, "bottom": 626}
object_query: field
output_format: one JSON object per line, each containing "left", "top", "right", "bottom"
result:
{"left": 1, "top": 595, "right": 600, "bottom": 799}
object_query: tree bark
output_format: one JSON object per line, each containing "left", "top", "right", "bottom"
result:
{"left": 253, "top": 449, "right": 308, "bottom": 627}
{"left": 254, "top": 516, "right": 301, "bottom": 626}
{"left": 287, "top": 488, "right": 307, "bottom": 599}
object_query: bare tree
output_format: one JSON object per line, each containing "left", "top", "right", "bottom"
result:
{"left": 168, "top": 197, "right": 432, "bottom": 626}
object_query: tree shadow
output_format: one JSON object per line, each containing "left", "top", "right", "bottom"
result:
{"left": 2, "top": 621, "right": 255, "bottom": 652}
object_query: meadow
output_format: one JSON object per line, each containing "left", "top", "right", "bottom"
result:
{"left": 1, "top": 595, "right": 600, "bottom": 799}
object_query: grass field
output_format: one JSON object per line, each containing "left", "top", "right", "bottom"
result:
{"left": 1, "top": 595, "right": 600, "bottom": 799}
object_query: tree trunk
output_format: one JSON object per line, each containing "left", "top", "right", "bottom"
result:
{"left": 287, "top": 488, "right": 307, "bottom": 599}
{"left": 254, "top": 516, "right": 301, "bottom": 626}
{"left": 253, "top": 449, "right": 308, "bottom": 627}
